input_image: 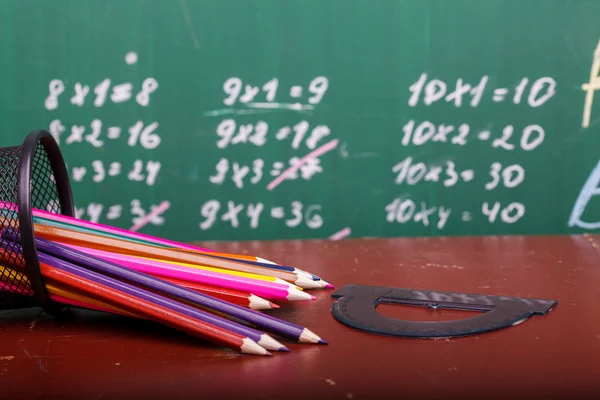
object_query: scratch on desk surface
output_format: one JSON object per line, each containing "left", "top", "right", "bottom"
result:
{"left": 583, "top": 233, "right": 600, "bottom": 256}
{"left": 419, "top": 263, "right": 464, "bottom": 270}
{"left": 415, "top": 368, "right": 443, "bottom": 387}
{"left": 22, "top": 348, "right": 48, "bottom": 373}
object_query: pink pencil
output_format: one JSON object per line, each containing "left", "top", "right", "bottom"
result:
{"left": 0, "top": 202, "right": 289, "bottom": 273}
{"left": 62, "top": 244, "right": 313, "bottom": 302}
{"left": 0, "top": 281, "right": 31, "bottom": 295}
{"left": 0, "top": 202, "right": 213, "bottom": 253}
{"left": 0, "top": 203, "right": 287, "bottom": 269}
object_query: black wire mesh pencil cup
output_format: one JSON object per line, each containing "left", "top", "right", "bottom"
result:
{"left": 0, "top": 130, "right": 74, "bottom": 315}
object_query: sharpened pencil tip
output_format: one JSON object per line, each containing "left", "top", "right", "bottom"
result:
{"left": 280, "top": 346, "right": 290, "bottom": 352}
{"left": 268, "top": 301, "right": 280, "bottom": 309}
{"left": 294, "top": 274, "right": 323, "bottom": 289}
{"left": 274, "top": 277, "right": 297, "bottom": 288}
{"left": 310, "top": 295, "right": 317, "bottom": 300}
{"left": 299, "top": 328, "right": 323, "bottom": 344}
{"left": 258, "top": 334, "right": 289, "bottom": 352}
{"left": 241, "top": 338, "right": 271, "bottom": 356}
{"left": 319, "top": 280, "right": 334, "bottom": 289}
{"left": 256, "top": 257, "right": 277, "bottom": 265}
{"left": 318, "top": 339, "right": 328, "bottom": 345}
{"left": 287, "top": 288, "right": 314, "bottom": 301}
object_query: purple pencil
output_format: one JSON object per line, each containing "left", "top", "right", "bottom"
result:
{"left": 0, "top": 239, "right": 286, "bottom": 352}
{"left": 2, "top": 230, "right": 326, "bottom": 344}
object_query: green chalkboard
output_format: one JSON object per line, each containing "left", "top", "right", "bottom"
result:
{"left": 2, "top": 0, "right": 600, "bottom": 242}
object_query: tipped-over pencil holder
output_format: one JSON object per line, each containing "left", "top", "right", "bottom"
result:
{"left": 0, "top": 130, "right": 74, "bottom": 314}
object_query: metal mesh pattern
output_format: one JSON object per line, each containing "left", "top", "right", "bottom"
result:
{"left": 0, "top": 140, "right": 63, "bottom": 310}
{"left": 31, "top": 143, "right": 63, "bottom": 215}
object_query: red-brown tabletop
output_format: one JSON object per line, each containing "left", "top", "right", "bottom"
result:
{"left": 0, "top": 235, "right": 599, "bottom": 400}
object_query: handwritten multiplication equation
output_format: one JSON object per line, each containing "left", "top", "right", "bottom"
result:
{"left": 210, "top": 157, "right": 322, "bottom": 189}
{"left": 400, "top": 120, "right": 544, "bottom": 151}
{"left": 200, "top": 76, "right": 335, "bottom": 232}
{"left": 73, "top": 199, "right": 168, "bottom": 228}
{"left": 220, "top": 76, "right": 329, "bottom": 107}
{"left": 42, "top": 52, "right": 167, "bottom": 229}
{"left": 387, "top": 73, "right": 556, "bottom": 231}
{"left": 198, "top": 200, "right": 323, "bottom": 231}
{"left": 385, "top": 197, "right": 525, "bottom": 230}
{"left": 211, "top": 118, "right": 333, "bottom": 188}
{"left": 392, "top": 158, "right": 524, "bottom": 190}
{"left": 69, "top": 159, "right": 161, "bottom": 186}
{"left": 48, "top": 119, "right": 160, "bottom": 150}
{"left": 408, "top": 74, "right": 556, "bottom": 108}
{"left": 215, "top": 119, "right": 331, "bottom": 150}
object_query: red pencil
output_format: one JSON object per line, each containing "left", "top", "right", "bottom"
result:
{"left": 39, "top": 261, "right": 271, "bottom": 356}
{"left": 159, "top": 276, "right": 280, "bottom": 310}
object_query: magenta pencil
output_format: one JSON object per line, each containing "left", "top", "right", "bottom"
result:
{"left": 0, "top": 281, "right": 31, "bottom": 295}
{"left": 0, "top": 203, "right": 287, "bottom": 269}
{"left": 63, "top": 244, "right": 312, "bottom": 302}
{"left": 0, "top": 203, "right": 292, "bottom": 280}
{"left": 0, "top": 202, "right": 212, "bottom": 253}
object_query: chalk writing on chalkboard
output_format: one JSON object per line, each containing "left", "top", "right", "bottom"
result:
{"left": 582, "top": 40, "right": 600, "bottom": 128}
{"left": 43, "top": 52, "right": 169, "bottom": 231}
{"left": 19, "top": 5, "right": 599, "bottom": 242}
{"left": 198, "top": 76, "right": 334, "bottom": 233}
{"left": 385, "top": 72, "right": 555, "bottom": 231}
{"left": 570, "top": 40, "right": 600, "bottom": 230}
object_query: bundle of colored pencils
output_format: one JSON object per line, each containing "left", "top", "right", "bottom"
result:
{"left": 0, "top": 203, "right": 331, "bottom": 356}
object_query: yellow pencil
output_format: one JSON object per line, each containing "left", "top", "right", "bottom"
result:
{"left": 0, "top": 265, "right": 136, "bottom": 316}
{"left": 136, "top": 255, "right": 303, "bottom": 290}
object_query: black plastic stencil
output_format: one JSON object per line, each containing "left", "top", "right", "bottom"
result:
{"left": 330, "top": 284, "right": 557, "bottom": 338}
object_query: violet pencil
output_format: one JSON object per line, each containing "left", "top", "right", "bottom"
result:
{"left": 2, "top": 229, "right": 326, "bottom": 344}
{"left": 0, "top": 239, "right": 285, "bottom": 352}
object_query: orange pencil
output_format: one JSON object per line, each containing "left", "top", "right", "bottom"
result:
{"left": 30, "top": 224, "right": 316, "bottom": 287}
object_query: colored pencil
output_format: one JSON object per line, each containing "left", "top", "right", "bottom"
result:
{"left": 136, "top": 256, "right": 315, "bottom": 289}
{"left": 4, "top": 232, "right": 326, "bottom": 344}
{"left": 62, "top": 243, "right": 300, "bottom": 288}
{"left": 158, "top": 276, "right": 280, "bottom": 310}
{"left": 0, "top": 281, "right": 29, "bottom": 295}
{"left": 30, "top": 211, "right": 328, "bottom": 284}
{"left": 0, "top": 241, "right": 285, "bottom": 353}
{"left": 0, "top": 202, "right": 213, "bottom": 253}
{"left": 50, "top": 293, "right": 127, "bottom": 315}
{"left": 62, "top": 243, "right": 312, "bottom": 302}
{"left": 0, "top": 261, "right": 277, "bottom": 311}
{"left": 34, "top": 245, "right": 279, "bottom": 354}
{"left": 47, "top": 282, "right": 139, "bottom": 317}
{"left": 179, "top": 250, "right": 328, "bottom": 285}
{"left": 0, "top": 263, "right": 139, "bottom": 317}
{"left": 0, "top": 214, "right": 318, "bottom": 291}
{"left": 1, "top": 204, "right": 331, "bottom": 286}
{"left": 25, "top": 223, "right": 319, "bottom": 288}
{"left": 16, "top": 204, "right": 325, "bottom": 282}
{"left": 37, "top": 259, "right": 272, "bottom": 356}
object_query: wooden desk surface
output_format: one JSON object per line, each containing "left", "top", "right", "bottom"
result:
{"left": 1, "top": 235, "right": 599, "bottom": 400}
